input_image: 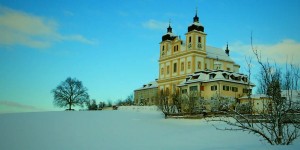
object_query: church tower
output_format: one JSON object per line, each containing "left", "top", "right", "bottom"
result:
{"left": 186, "top": 9, "right": 207, "bottom": 53}
{"left": 157, "top": 10, "right": 208, "bottom": 96}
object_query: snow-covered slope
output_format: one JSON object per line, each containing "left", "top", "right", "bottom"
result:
{"left": 0, "top": 107, "right": 299, "bottom": 150}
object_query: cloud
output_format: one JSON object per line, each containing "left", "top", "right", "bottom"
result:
{"left": 142, "top": 19, "right": 168, "bottom": 30}
{"left": 0, "top": 100, "right": 45, "bottom": 112}
{"left": 0, "top": 5, "right": 95, "bottom": 49}
{"left": 229, "top": 39, "right": 300, "bottom": 64}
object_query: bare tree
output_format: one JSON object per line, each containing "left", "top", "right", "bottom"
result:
{"left": 158, "top": 89, "right": 170, "bottom": 117}
{"left": 107, "top": 100, "right": 112, "bottom": 107}
{"left": 181, "top": 91, "right": 199, "bottom": 114}
{"left": 52, "top": 77, "right": 89, "bottom": 110}
{"left": 86, "top": 99, "right": 98, "bottom": 110}
{"left": 209, "top": 36, "right": 300, "bottom": 145}
{"left": 170, "top": 89, "right": 184, "bottom": 113}
{"left": 98, "top": 101, "right": 106, "bottom": 109}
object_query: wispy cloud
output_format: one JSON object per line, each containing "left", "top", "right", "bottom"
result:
{"left": 230, "top": 39, "right": 300, "bottom": 64}
{"left": 0, "top": 100, "right": 45, "bottom": 112}
{"left": 0, "top": 5, "right": 95, "bottom": 49}
{"left": 142, "top": 19, "right": 168, "bottom": 30}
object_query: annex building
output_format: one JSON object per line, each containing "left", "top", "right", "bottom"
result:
{"left": 134, "top": 11, "right": 254, "bottom": 107}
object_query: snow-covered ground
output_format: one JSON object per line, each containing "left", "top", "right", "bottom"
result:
{"left": 0, "top": 106, "right": 299, "bottom": 150}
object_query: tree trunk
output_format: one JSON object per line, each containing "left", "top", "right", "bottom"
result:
{"left": 69, "top": 103, "right": 72, "bottom": 110}
{"left": 277, "top": 120, "right": 283, "bottom": 144}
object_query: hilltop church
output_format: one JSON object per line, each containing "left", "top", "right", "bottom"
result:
{"left": 134, "top": 11, "right": 253, "bottom": 107}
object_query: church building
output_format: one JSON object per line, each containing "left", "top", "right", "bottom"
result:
{"left": 134, "top": 11, "right": 253, "bottom": 107}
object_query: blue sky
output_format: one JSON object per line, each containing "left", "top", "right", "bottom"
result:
{"left": 0, "top": 0, "right": 300, "bottom": 113}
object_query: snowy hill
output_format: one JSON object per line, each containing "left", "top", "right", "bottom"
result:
{"left": 0, "top": 107, "right": 299, "bottom": 150}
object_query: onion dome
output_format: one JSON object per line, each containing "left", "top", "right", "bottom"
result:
{"left": 162, "top": 23, "right": 177, "bottom": 42}
{"left": 188, "top": 11, "right": 204, "bottom": 32}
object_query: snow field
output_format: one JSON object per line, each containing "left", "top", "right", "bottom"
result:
{"left": 0, "top": 107, "right": 299, "bottom": 150}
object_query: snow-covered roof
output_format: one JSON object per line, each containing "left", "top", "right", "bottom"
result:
{"left": 178, "top": 70, "right": 254, "bottom": 87}
{"left": 239, "top": 90, "right": 300, "bottom": 102}
{"left": 135, "top": 81, "right": 158, "bottom": 91}
{"left": 206, "top": 46, "right": 234, "bottom": 62}
{"left": 165, "top": 32, "right": 176, "bottom": 37}
{"left": 189, "top": 22, "right": 203, "bottom": 27}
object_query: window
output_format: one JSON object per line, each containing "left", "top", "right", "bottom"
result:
{"left": 161, "top": 68, "right": 164, "bottom": 75}
{"left": 198, "top": 36, "right": 201, "bottom": 42}
{"left": 200, "top": 86, "right": 204, "bottom": 91}
{"left": 181, "top": 62, "right": 184, "bottom": 71}
{"left": 209, "top": 74, "right": 216, "bottom": 79}
{"left": 223, "top": 85, "right": 229, "bottom": 91}
{"left": 231, "top": 87, "right": 238, "bottom": 92}
{"left": 181, "top": 89, "right": 187, "bottom": 94}
{"left": 243, "top": 88, "right": 249, "bottom": 93}
{"left": 211, "top": 85, "right": 217, "bottom": 91}
{"left": 197, "top": 61, "right": 201, "bottom": 69}
{"left": 192, "top": 75, "right": 199, "bottom": 79}
{"left": 173, "top": 45, "right": 179, "bottom": 52}
{"left": 227, "top": 68, "right": 231, "bottom": 71}
{"left": 223, "top": 73, "right": 229, "bottom": 79}
{"left": 173, "top": 63, "right": 177, "bottom": 73}
{"left": 167, "top": 66, "right": 170, "bottom": 74}
{"left": 190, "top": 86, "right": 198, "bottom": 92}
{"left": 162, "top": 45, "right": 164, "bottom": 50}
{"left": 205, "top": 63, "right": 207, "bottom": 69}
{"left": 189, "top": 36, "right": 191, "bottom": 43}
{"left": 188, "top": 61, "right": 191, "bottom": 69}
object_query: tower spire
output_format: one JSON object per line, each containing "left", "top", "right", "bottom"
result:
{"left": 167, "top": 19, "right": 172, "bottom": 33}
{"left": 193, "top": 7, "right": 199, "bottom": 23}
{"left": 225, "top": 42, "right": 230, "bottom": 56}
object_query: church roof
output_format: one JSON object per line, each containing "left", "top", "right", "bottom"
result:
{"left": 135, "top": 81, "right": 158, "bottom": 91}
{"left": 206, "top": 46, "right": 234, "bottom": 63}
{"left": 178, "top": 70, "right": 255, "bottom": 87}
